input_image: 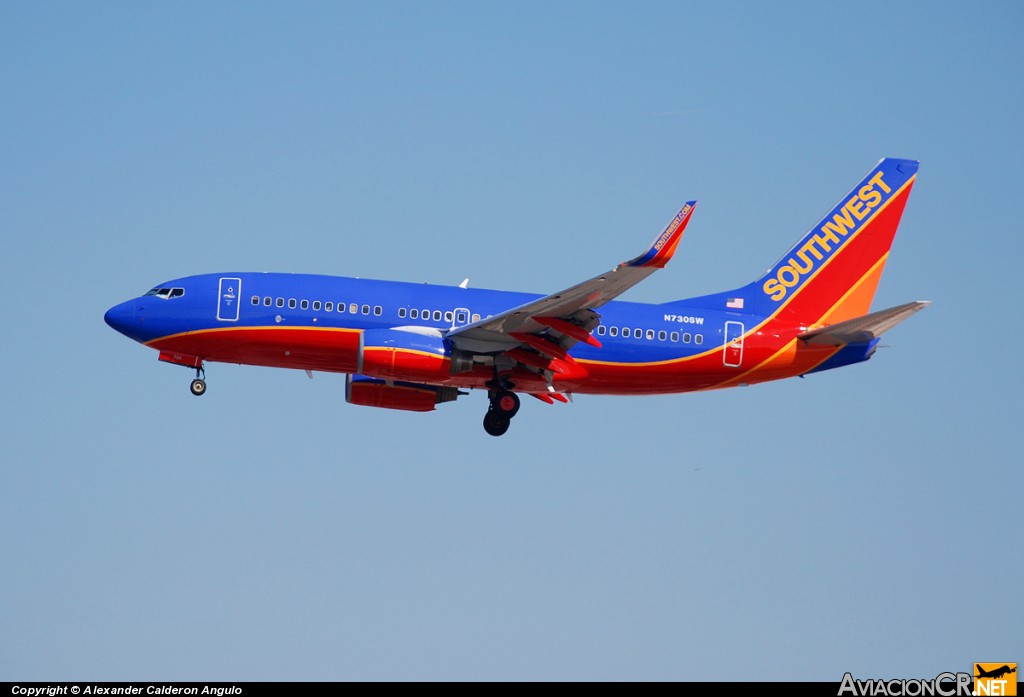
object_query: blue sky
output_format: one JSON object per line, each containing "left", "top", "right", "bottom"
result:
{"left": 2, "top": 1, "right": 1021, "bottom": 681}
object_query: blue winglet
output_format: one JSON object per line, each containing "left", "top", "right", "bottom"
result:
{"left": 628, "top": 201, "right": 697, "bottom": 268}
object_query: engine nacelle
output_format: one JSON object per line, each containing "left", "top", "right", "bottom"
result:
{"left": 358, "top": 328, "right": 473, "bottom": 382}
{"left": 346, "top": 374, "right": 460, "bottom": 412}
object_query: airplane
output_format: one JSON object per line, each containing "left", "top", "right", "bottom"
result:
{"left": 976, "top": 665, "right": 1017, "bottom": 680}
{"left": 104, "top": 157, "right": 927, "bottom": 436}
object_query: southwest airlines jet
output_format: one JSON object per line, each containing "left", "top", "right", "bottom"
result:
{"left": 105, "top": 158, "right": 927, "bottom": 436}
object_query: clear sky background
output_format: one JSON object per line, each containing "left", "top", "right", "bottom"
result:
{"left": 2, "top": 1, "right": 1021, "bottom": 681}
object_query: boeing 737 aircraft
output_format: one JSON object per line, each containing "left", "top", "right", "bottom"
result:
{"left": 105, "top": 158, "right": 927, "bottom": 436}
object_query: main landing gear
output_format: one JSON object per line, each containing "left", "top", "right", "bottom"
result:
{"left": 483, "top": 378, "right": 520, "bottom": 437}
{"left": 189, "top": 365, "right": 207, "bottom": 396}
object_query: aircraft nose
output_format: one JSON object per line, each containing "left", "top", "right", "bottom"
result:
{"left": 104, "top": 300, "right": 137, "bottom": 336}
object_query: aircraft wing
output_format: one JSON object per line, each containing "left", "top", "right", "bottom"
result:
{"left": 798, "top": 301, "right": 930, "bottom": 345}
{"left": 447, "top": 201, "right": 697, "bottom": 359}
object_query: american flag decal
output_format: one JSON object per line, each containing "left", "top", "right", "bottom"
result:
{"left": 726, "top": 297, "right": 744, "bottom": 309}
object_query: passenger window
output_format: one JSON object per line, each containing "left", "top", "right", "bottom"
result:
{"left": 610, "top": 327, "right": 618, "bottom": 337}
{"left": 374, "top": 306, "right": 382, "bottom": 316}
{"left": 432, "top": 310, "right": 442, "bottom": 321}
{"left": 349, "top": 303, "right": 358, "bottom": 314}
{"left": 456, "top": 310, "right": 469, "bottom": 324}
{"left": 421, "top": 309, "right": 429, "bottom": 319}
{"left": 445, "top": 311, "right": 453, "bottom": 322}
{"left": 658, "top": 330, "right": 667, "bottom": 341}
{"left": 622, "top": 327, "right": 629, "bottom": 336}
{"left": 251, "top": 296, "right": 260, "bottom": 306}
{"left": 301, "top": 300, "right": 309, "bottom": 310}
{"left": 596, "top": 326, "right": 606, "bottom": 336}
{"left": 338, "top": 302, "right": 345, "bottom": 313}
{"left": 646, "top": 329, "right": 654, "bottom": 340}
{"left": 670, "top": 331, "right": 679, "bottom": 342}
{"left": 472, "top": 314, "right": 481, "bottom": 322}
{"left": 313, "top": 300, "right": 322, "bottom": 311}
{"left": 277, "top": 298, "right": 284, "bottom": 308}
{"left": 263, "top": 297, "right": 272, "bottom": 307}
{"left": 325, "top": 301, "right": 334, "bottom": 312}
{"left": 288, "top": 298, "right": 296, "bottom": 309}
{"left": 695, "top": 334, "right": 703, "bottom": 345}
{"left": 398, "top": 308, "right": 407, "bottom": 318}
{"left": 683, "top": 332, "right": 691, "bottom": 343}
{"left": 410, "top": 309, "right": 419, "bottom": 319}
{"left": 634, "top": 329, "right": 642, "bottom": 339}
{"left": 361, "top": 305, "right": 370, "bottom": 315}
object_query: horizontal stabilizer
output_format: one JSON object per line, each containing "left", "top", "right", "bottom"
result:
{"left": 799, "top": 301, "right": 930, "bottom": 346}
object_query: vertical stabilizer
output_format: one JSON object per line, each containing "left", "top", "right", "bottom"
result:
{"left": 728, "top": 158, "right": 919, "bottom": 325}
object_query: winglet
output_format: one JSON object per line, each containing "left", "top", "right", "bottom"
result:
{"left": 627, "top": 201, "right": 697, "bottom": 268}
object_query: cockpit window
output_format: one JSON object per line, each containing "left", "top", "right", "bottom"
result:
{"left": 145, "top": 287, "right": 185, "bottom": 299}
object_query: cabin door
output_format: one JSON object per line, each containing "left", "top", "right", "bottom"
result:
{"left": 217, "top": 277, "right": 242, "bottom": 322}
{"left": 723, "top": 320, "right": 744, "bottom": 367}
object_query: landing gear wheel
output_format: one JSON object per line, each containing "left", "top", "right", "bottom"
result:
{"left": 483, "top": 409, "right": 511, "bottom": 437}
{"left": 492, "top": 390, "right": 520, "bottom": 418}
{"left": 190, "top": 378, "right": 207, "bottom": 396}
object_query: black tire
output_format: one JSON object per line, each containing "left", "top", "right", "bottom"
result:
{"left": 483, "top": 409, "right": 511, "bottom": 437}
{"left": 190, "top": 379, "right": 207, "bottom": 396}
{"left": 491, "top": 390, "right": 520, "bottom": 418}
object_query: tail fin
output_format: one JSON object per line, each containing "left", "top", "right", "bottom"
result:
{"left": 737, "top": 158, "right": 919, "bottom": 325}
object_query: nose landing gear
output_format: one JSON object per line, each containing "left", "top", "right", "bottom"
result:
{"left": 189, "top": 365, "right": 207, "bottom": 396}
